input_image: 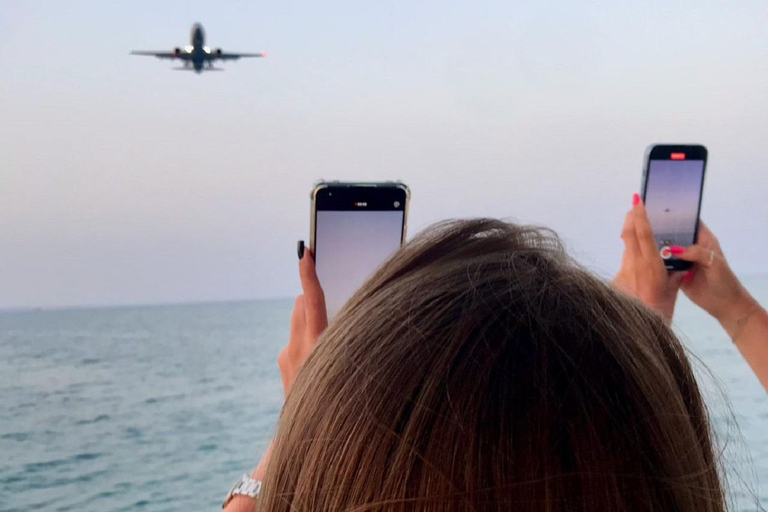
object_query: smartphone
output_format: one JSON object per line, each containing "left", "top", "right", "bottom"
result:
{"left": 310, "top": 181, "right": 410, "bottom": 319}
{"left": 641, "top": 144, "right": 707, "bottom": 271}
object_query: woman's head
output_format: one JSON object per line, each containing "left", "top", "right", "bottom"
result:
{"left": 262, "top": 219, "right": 724, "bottom": 511}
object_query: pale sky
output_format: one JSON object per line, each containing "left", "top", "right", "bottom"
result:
{"left": 1, "top": 0, "right": 766, "bottom": 309}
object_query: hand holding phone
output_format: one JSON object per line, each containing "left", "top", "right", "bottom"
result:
{"left": 613, "top": 192, "right": 688, "bottom": 320}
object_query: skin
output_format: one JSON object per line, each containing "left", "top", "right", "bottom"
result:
{"left": 671, "top": 222, "right": 768, "bottom": 391}
{"left": 612, "top": 193, "right": 685, "bottom": 321}
{"left": 614, "top": 193, "right": 768, "bottom": 391}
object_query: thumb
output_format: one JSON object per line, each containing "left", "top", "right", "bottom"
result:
{"left": 298, "top": 243, "right": 328, "bottom": 333}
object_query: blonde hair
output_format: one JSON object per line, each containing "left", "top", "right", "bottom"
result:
{"left": 261, "top": 219, "right": 724, "bottom": 512}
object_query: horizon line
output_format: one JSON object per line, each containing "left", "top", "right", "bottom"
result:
{"left": 2, "top": 270, "right": 767, "bottom": 314}
{"left": 0, "top": 295, "right": 295, "bottom": 315}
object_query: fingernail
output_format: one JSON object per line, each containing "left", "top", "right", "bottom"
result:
{"left": 632, "top": 193, "right": 640, "bottom": 206}
{"left": 297, "top": 240, "right": 305, "bottom": 260}
{"left": 668, "top": 245, "right": 685, "bottom": 254}
{"left": 682, "top": 270, "right": 694, "bottom": 283}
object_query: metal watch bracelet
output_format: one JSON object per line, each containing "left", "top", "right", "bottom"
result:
{"left": 222, "top": 474, "right": 262, "bottom": 508}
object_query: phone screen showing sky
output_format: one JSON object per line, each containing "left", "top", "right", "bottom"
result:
{"left": 645, "top": 159, "right": 705, "bottom": 251}
{"left": 315, "top": 210, "right": 404, "bottom": 319}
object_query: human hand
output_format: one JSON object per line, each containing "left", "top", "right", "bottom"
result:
{"left": 667, "top": 221, "right": 757, "bottom": 328}
{"left": 277, "top": 241, "right": 328, "bottom": 396}
{"left": 612, "top": 193, "right": 685, "bottom": 320}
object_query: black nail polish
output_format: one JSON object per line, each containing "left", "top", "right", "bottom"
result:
{"left": 297, "top": 240, "right": 305, "bottom": 260}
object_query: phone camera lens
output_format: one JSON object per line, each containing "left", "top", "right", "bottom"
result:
{"left": 394, "top": 201, "right": 401, "bottom": 208}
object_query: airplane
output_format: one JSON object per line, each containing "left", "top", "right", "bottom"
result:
{"left": 130, "top": 23, "right": 266, "bottom": 73}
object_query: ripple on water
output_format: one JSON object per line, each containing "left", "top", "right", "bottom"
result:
{"left": 74, "top": 414, "right": 111, "bottom": 425}
{"left": 123, "top": 426, "right": 143, "bottom": 439}
{"left": 72, "top": 452, "right": 104, "bottom": 461}
{"left": 1, "top": 432, "right": 29, "bottom": 441}
{"left": 144, "top": 393, "right": 186, "bottom": 405}
{"left": 23, "top": 457, "right": 71, "bottom": 474}
{"left": 21, "top": 452, "right": 105, "bottom": 475}
{"left": 0, "top": 474, "right": 25, "bottom": 485}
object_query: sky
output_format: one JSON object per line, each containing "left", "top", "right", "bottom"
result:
{"left": 1, "top": 0, "right": 766, "bottom": 309}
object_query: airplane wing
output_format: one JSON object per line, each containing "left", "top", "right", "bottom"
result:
{"left": 215, "top": 52, "right": 266, "bottom": 61}
{"left": 172, "top": 67, "right": 224, "bottom": 71}
{"left": 130, "top": 50, "right": 191, "bottom": 61}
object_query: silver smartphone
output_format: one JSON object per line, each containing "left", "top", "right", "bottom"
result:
{"left": 310, "top": 181, "right": 410, "bottom": 319}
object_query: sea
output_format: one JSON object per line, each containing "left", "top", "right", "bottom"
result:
{"left": 1, "top": 277, "right": 766, "bottom": 512}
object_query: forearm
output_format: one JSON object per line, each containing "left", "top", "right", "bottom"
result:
{"left": 719, "top": 298, "right": 768, "bottom": 392}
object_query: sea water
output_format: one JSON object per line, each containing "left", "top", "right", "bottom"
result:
{"left": 1, "top": 277, "right": 766, "bottom": 511}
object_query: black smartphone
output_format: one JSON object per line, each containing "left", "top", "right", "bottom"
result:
{"left": 310, "top": 181, "right": 410, "bottom": 319}
{"left": 641, "top": 144, "right": 708, "bottom": 271}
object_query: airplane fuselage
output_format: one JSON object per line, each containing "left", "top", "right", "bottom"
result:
{"left": 188, "top": 24, "right": 207, "bottom": 73}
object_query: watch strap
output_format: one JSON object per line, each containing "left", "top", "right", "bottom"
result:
{"left": 222, "top": 474, "right": 262, "bottom": 508}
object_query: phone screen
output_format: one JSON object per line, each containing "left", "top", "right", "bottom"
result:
{"left": 643, "top": 147, "right": 706, "bottom": 269}
{"left": 313, "top": 186, "right": 407, "bottom": 318}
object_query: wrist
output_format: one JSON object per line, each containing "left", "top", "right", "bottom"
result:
{"left": 223, "top": 474, "right": 262, "bottom": 510}
{"left": 250, "top": 440, "right": 273, "bottom": 480}
{"left": 646, "top": 293, "right": 676, "bottom": 322}
{"left": 717, "top": 291, "right": 761, "bottom": 340}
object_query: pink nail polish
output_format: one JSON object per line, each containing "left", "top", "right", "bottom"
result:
{"left": 682, "top": 270, "right": 694, "bottom": 283}
{"left": 632, "top": 193, "right": 640, "bottom": 206}
{"left": 668, "top": 245, "right": 685, "bottom": 254}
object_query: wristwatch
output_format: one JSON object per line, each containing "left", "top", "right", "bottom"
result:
{"left": 222, "top": 474, "right": 262, "bottom": 508}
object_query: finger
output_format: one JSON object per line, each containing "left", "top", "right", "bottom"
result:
{"left": 631, "top": 196, "right": 659, "bottom": 262}
{"left": 669, "top": 244, "right": 713, "bottom": 266}
{"left": 299, "top": 248, "right": 328, "bottom": 332}
{"left": 696, "top": 220, "right": 722, "bottom": 254}
{"left": 620, "top": 208, "right": 642, "bottom": 262}
{"left": 289, "top": 295, "right": 306, "bottom": 337}
{"left": 298, "top": 248, "right": 322, "bottom": 295}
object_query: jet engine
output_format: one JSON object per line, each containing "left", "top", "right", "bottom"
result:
{"left": 173, "top": 47, "right": 181, "bottom": 56}
{"left": 215, "top": 48, "right": 223, "bottom": 57}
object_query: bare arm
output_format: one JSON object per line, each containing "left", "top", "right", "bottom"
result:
{"left": 612, "top": 198, "right": 768, "bottom": 392}
{"left": 670, "top": 221, "right": 768, "bottom": 391}
{"left": 715, "top": 293, "right": 768, "bottom": 390}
